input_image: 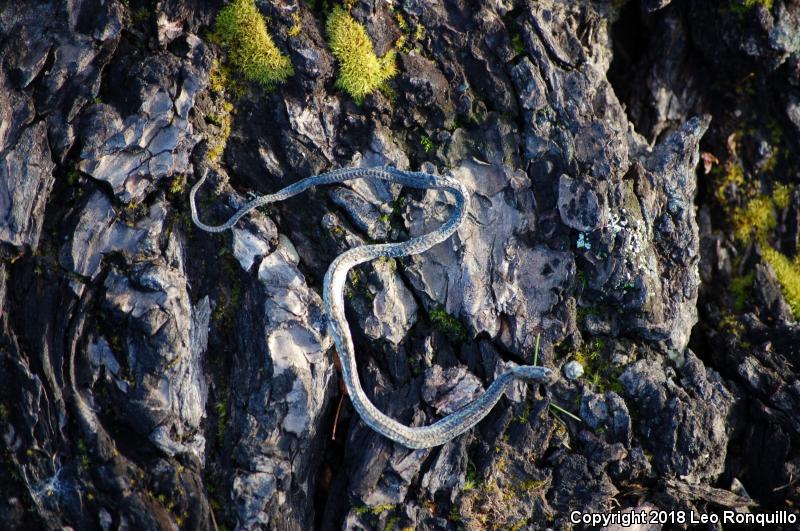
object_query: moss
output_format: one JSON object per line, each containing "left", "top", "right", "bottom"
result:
{"left": 762, "top": 147, "right": 780, "bottom": 173}
{"left": 164, "top": 351, "right": 183, "bottom": 371}
{"left": 517, "top": 479, "right": 547, "bottom": 491}
{"left": 773, "top": 183, "right": 793, "bottom": 210}
{"left": 208, "top": 101, "right": 232, "bottom": 125}
{"left": 131, "top": 7, "right": 150, "bottom": 24}
{"left": 459, "top": 445, "right": 553, "bottom": 529}
{"left": 168, "top": 175, "right": 187, "bottom": 197}
{"left": 463, "top": 463, "right": 480, "bottom": 493}
{"left": 389, "top": 195, "right": 406, "bottom": 220}
{"left": 720, "top": 311, "right": 745, "bottom": 338}
{"left": 516, "top": 403, "right": 533, "bottom": 425}
{"left": 724, "top": 185, "right": 800, "bottom": 318}
{"left": 65, "top": 167, "right": 81, "bottom": 186}
{"left": 379, "top": 83, "right": 397, "bottom": 103}
{"left": 414, "top": 23, "right": 425, "bottom": 41}
{"left": 204, "top": 61, "right": 239, "bottom": 167}
{"left": 572, "top": 338, "right": 623, "bottom": 394}
{"left": 714, "top": 161, "right": 745, "bottom": 208}
{"left": 429, "top": 306, "right": 468, "bottom": 341}
{"left": 383, "top": 516, "right": 399, "bottom": 531}
{"left": 420, "top": 135, "right": 434, "bottom": 153}
{"left": 215, "top": 398, "right": 227, "bottom": 445}
{"left": 395, "top": 34, "right": 407, "bottom": 52}
{"left": 762, "top": 245, "right": 800, "bottom": 318}
{"left": 375, "top": 256, "right": 396, "bottom": 272}
{"left": 213, "top": 247, "right": 243, "bottom": 328}
{"left": 463, "top": 477, "right": 477, "bottom": 492}
{"left": 209, "top": 59, "right": 227, "bottom": 94}
{"left": 207, "top": 101, "right": 234, "bottom": 163}
{"left": 77, "top": 439, "right": 90, "bottom": 468}
{"left": 730, "top": 272, "right": 755, "bottom": 312}
{"left": 392, "top": 6, "right": 424, "bottom": 53}
{"left": 732, "top": 195, "right": 776, "bottom": 242}
{"left": 394, "top": 12, "right": 408, "bottom": 32}
{"left": 511, "top": 34, "right": 524, "bottom": 56}
{"left": 730, "top": 0, "right": 774, "bottom": 17}
{"left": 287, "top": 13, "right": 302, "bottom": 37}
{"left": 209, "top": 59, "right": 245, "bottom": 99}
{"left": 348, "top": 268, "right": 361, "bottom": 287}
{"left": 326, "top": 6, "right": 396, "bottom": 103}
{"left": 354, "top": 503, "right": 395, "bottom": 517}
{"left": 576, "top": 305, "right": 600, "bottom": 327}
{"left": 213, "top": 0, "right": 293, "bottom": 87}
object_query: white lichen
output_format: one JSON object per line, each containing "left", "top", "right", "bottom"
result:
{"left": 605, "top": 207, "right": 652, "bottom": 292}
{"left": 577, "top": 232, "right": 592, "bottom": 250}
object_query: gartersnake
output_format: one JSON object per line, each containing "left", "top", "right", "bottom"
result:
{"left": 190, "top": 166, "right": 554, "bottom": 448}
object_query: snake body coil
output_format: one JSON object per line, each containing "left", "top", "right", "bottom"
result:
{"left": 190, "top": 166, "right": 553, "bottom": 449}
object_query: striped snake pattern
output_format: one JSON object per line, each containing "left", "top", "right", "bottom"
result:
{"left": 190, "top": 166, "right": 553, "bottom": 448}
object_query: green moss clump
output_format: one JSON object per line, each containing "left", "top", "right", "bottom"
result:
{"left": 714, "top": 162, "right": 745, "bottom": 207}
{"left": 213, "top": 0, "right": 293, "bottom": 87}
{"left": 420, "top": 135, "right": 434, "bottom": 153}
{"left": 719, "top": 311, "right": 746, "bottom": 337}
{"left": 77, "top": 439, "right": 91, "bottom": 468}
{"left": 326, "top": 6, "right": 396, "bottom": 103}
{"left": 429, "top": 306, "right": 468, "bottom": 341}
{"left": 573, "top": 338, "right": 623, "bottom": 394}
{"left": 207, "top": 101, "right": 234, "bottom": 162}
{"left": 762, "top": 245, "right": 800, "bottom": 317}
{"left": 354, "top": 503, "right": 395, "bottom": 517}
{"left": 287, "top": 13, "right": 302, "bottom": 37}
{"left": 773, "top": 183, "right": 793, "bottom": 210}
{"left": 728, "top": 0, "right": 773, "bottom": 17}
{"left": 517, "top": 479, "right": 547, "bottom": 491}
{"left": 730, "top": 192, "right": 800, "bottom": 318}
{"left": 732, "top": 195, "right": 775, "bottom": 242}
{"left": 168, "top": 175, "right": 187, "bottom": 197}
{"left": 730, "top": 272, "right": 755, "bottom": 312}
{"left": 511, "top": 34, "right": 524, "bottom": 56}
{"left": 394, "top": 12, "right": 408, "bottom": 32}
{"left": 209, "top": 59, "right": 228, "bottom": 94}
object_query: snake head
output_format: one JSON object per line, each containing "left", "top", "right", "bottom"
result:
{"left": 510, "top": 365, "right": 557, "bottom": 383}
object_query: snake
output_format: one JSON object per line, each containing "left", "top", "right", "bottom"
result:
{"left": 190, "top": 166, "right": 554, "bottom": 449}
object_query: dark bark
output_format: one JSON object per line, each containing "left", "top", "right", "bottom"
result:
{"left": 1, "top": 0, "right": 799, "bottom": 529}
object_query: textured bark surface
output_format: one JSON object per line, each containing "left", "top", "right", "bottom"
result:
{"left": 1, "top": 0, "right": 799, "bottom": 530}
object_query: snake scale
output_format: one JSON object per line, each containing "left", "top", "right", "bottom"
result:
{"left": 190, "top": 166, "right": 554, "bottom": 449}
